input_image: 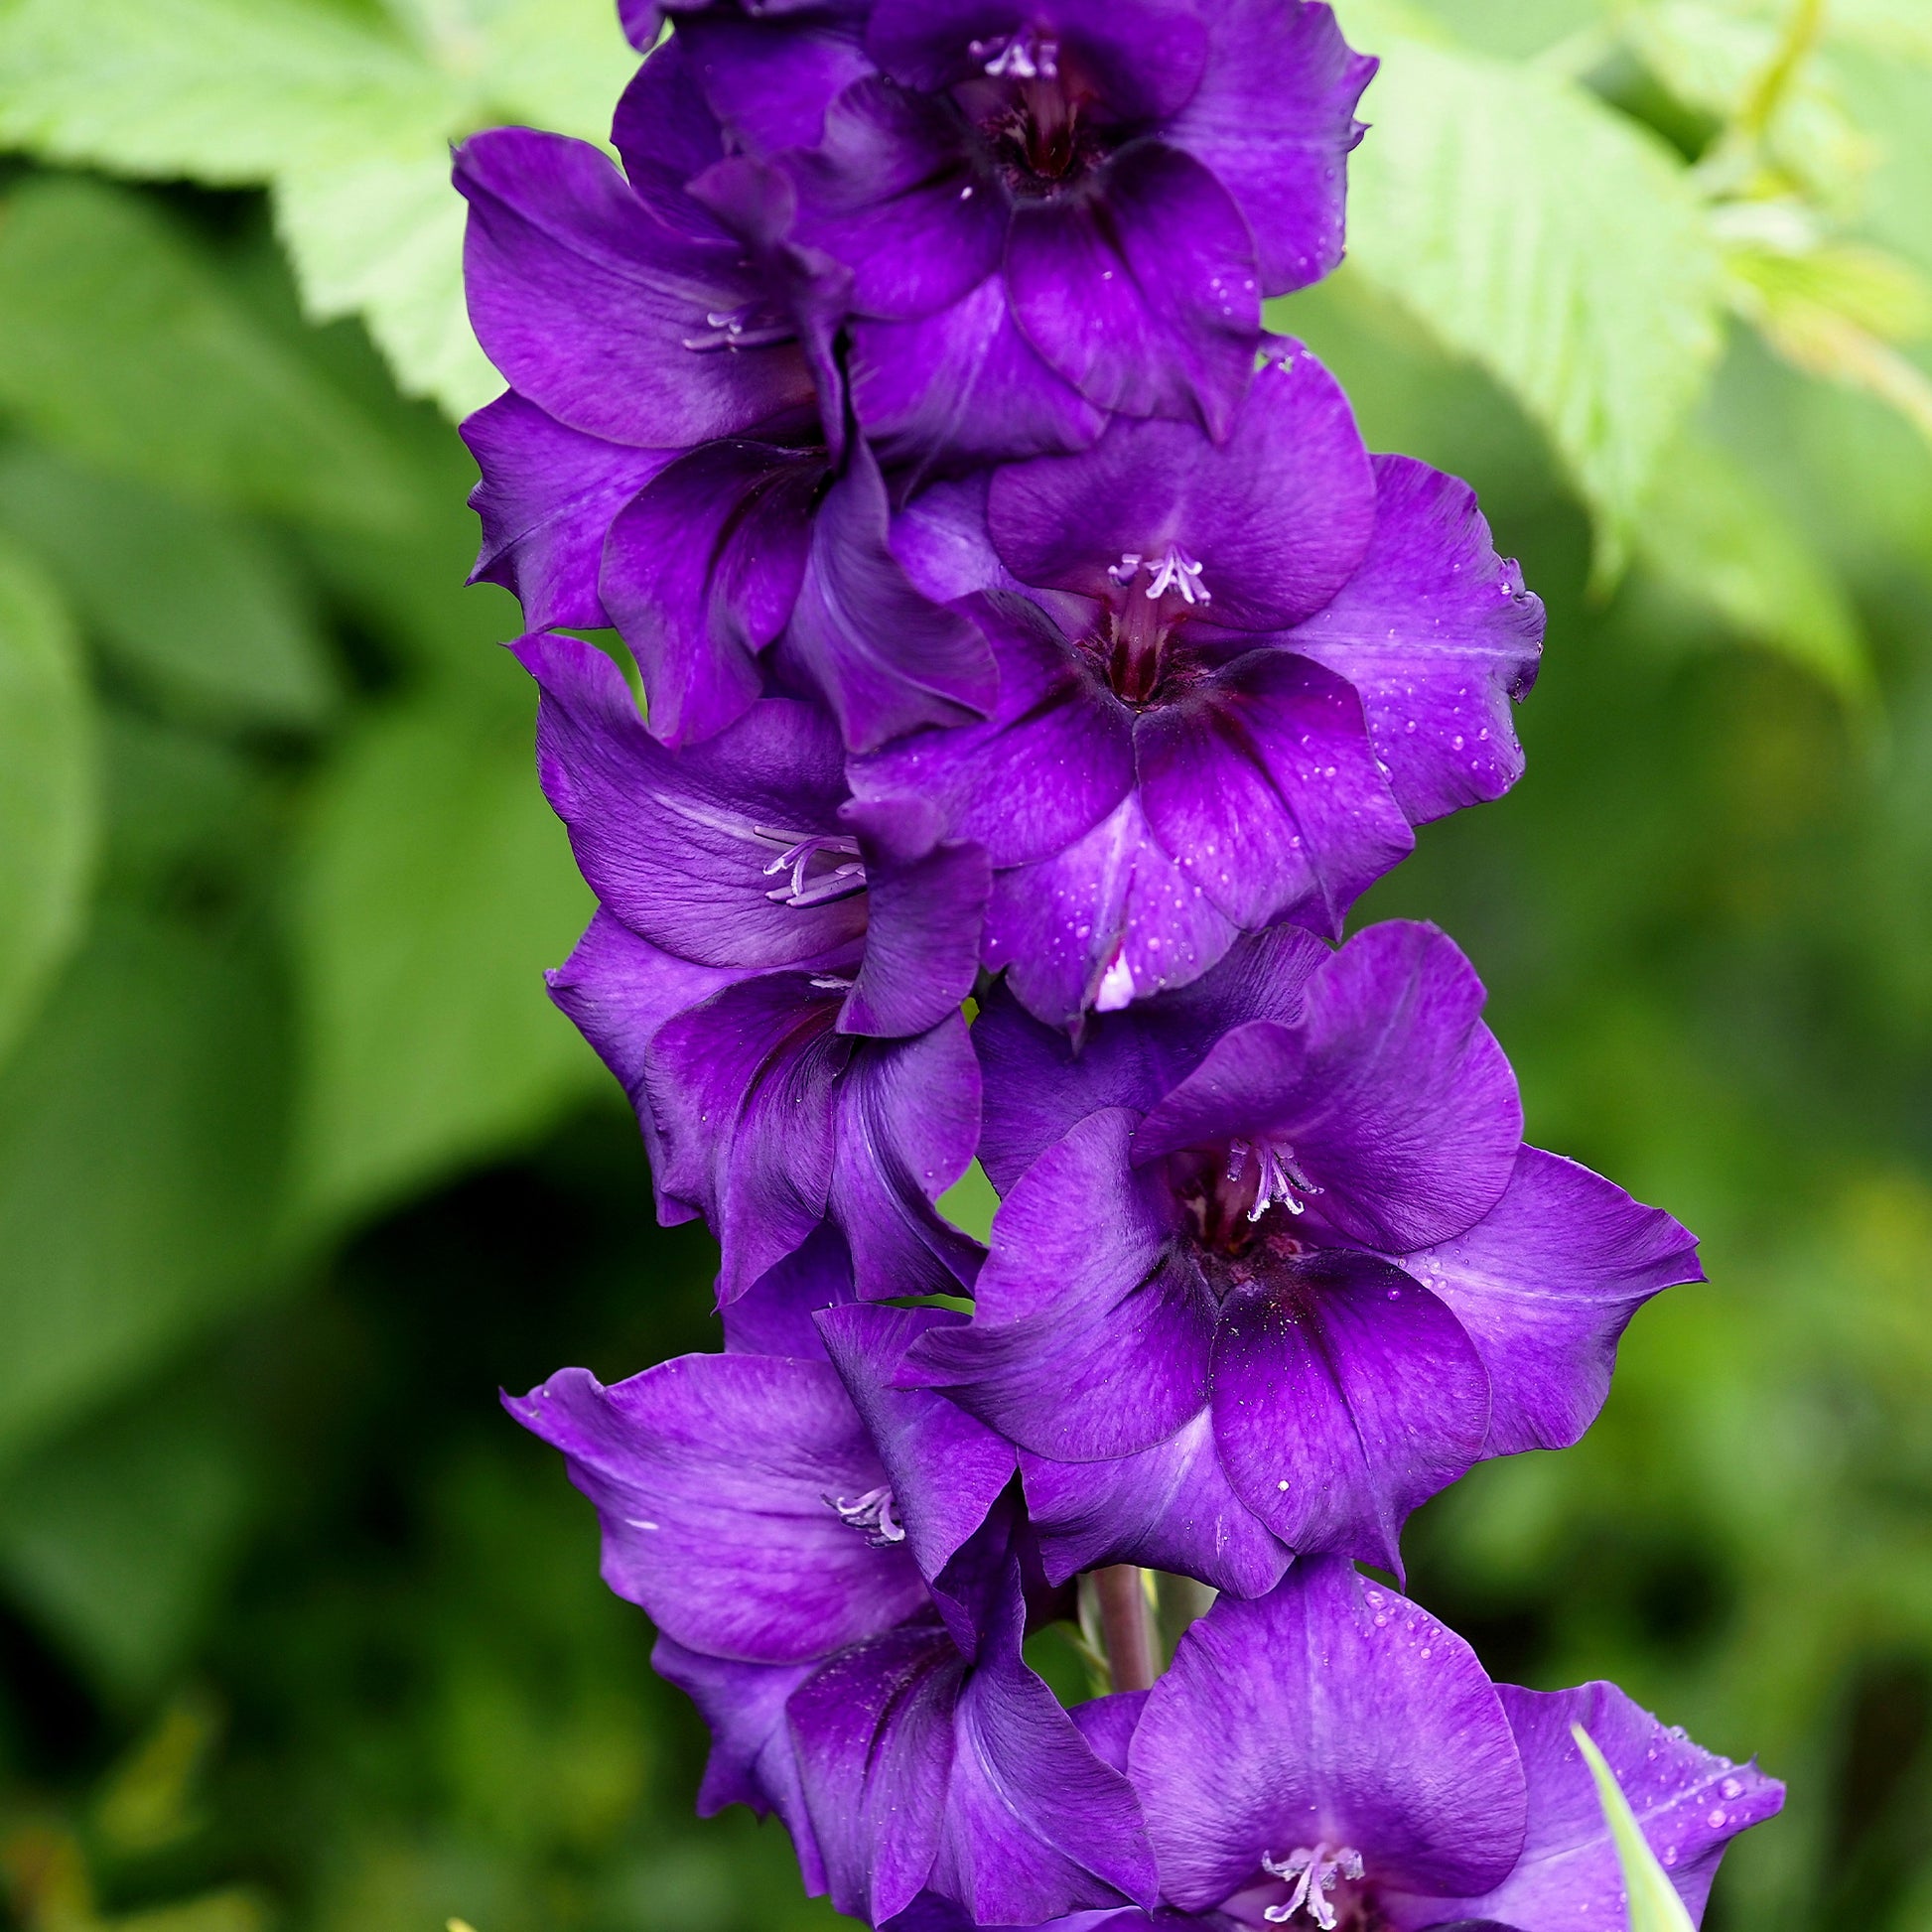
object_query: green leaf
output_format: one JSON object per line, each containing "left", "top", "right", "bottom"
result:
{"left": 274, "top": 151, "right": 499, "bottom": 420}
{"left": 289, "top": 675, "right": 601, "bottom": 1232}
{"left": 938, "top": 1158, "right": 999, "bottom": 1244}
{"left": 1572, "top": 1723, "right": 1700, "bottom": 1932}
{"left": 0, "top": 535, "right": 98, "bottom": 1068}
{"left": 0, "top": 0, "right": 637, "bottom": 416}
{"left": 0, "top": 445, "right": 340, "bottom": 731}
{"left": 1333, "top": 14, "right": 1725, "bottom": 572}
{"left": 0, "top": 176, "right": 416, "bottom": 529}
{"left": 0, "top": 1391, "right": 257, "bottom": 1700}
{"left": 1635, "top": 429, "right": 1876, "bottom": 708}
{"left": 0, "top": 0, "right": 456, "bottom": 181}
{"left": 0, "top": 904, "right": 288, "bottom": 1466}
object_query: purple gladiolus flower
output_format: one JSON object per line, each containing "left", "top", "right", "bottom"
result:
{"left": 702, "top": 0, "right": 1378, "bottom": 466}
{"left": 857, "top": 345, "right": 1544, "bottom": 1026}
{"left": 1131, "top": 1560, "right": 1783, "bottom": 1932}
{"left": 508, "top": 1306, "right": 1161, "bottom": 1926}
{"left": 879, "top": 1562, "right": 1781, "bottom": 1932}
{"left": 457, "top": 41, "right": 997, "bottom": 750}
{"left": 518, "top": 629, "right": 989, "bottom": 1304}
{"left": 905, "top": 921, "right": 1703, "bottom": 1590}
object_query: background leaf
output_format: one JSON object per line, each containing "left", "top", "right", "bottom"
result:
{"left": 289, "top": 675, "right": 600, "bottom": 1233}
{"left": 0, "top": 177, "right": 415, "bottom": 530}
{"left": 1333, "top": 10, "right": 1725, "bottom": 571}
{"left": 1574, "top": 1723, "right": 1699, "bottom": 1932}
{"left": 0, "top": 536, "right": 97, "bottom": 1068}
{"left": 0, "top": 446, "right": 340, "bottom": 733}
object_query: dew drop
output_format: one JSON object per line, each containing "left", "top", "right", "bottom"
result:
{"left": 1720, "top": 1777, "right": 1742, "bottom": 1800}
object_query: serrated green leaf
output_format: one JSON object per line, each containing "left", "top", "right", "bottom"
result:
{"left": 0, "top": 903, "right": 288, "bottom": 1465}
{"left": 1635, "top": 429, "right": 1876, "bottom": 708}
{"left": 274, "top": 150, "right": 499, "bottom": 419}
{"left": 0, "top": 0, "right": 456, "bottom": 181}
{"left": 0, "top": 445, "right": 340, "bottom": 731}
{"left": 1335, "top": 18, "right": 1725, "bottom": 572}
{"left": 1573, "top": 1724, "right": 1700, "bottom": 1932}
{"left": 289, "top": 677, "right": 600, "bottom": 1232}
{"left": 0, "top": 177, "right": 417, "bottom": 530}
{"left": 0, "top": 535, "right": 97, "bottom": 1069}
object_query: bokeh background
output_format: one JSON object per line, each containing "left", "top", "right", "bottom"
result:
{"left": 0, "top": 0, "right": 1927, "bottom": 1929}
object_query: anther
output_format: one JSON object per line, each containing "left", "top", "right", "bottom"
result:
{"left": 752, "top": 829, "right": 869, "bottom": 909}
{"left": 1262, "top": 1845, "right": 1364, "bottom": 1930}
{"left": 970, "top": 29, "right": 1059, "bottom": 78}
{"left": 1145, "top": 542, "right": 1210, "bottom": 606}
{"left": 826, "top": 1485, "right": 906, "bottom": 1547}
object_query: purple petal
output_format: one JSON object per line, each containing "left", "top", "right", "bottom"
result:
{"left": 787, "top": 77, "right": 1004, "bottom": 319}
{"left": 610, "top": 38, "right": 727, "bottom": 216}
{"left": 1021, "top": 1411, "right": 1292, "bottom": 1597}
{"left": 1389, "top": 1684, "right": 1784, "bottom": 1929}
{"left": 651, "top": 1636, "right": 828, "bottom": 1894}
{"left": 818, "top": 1304, "right": 1018, "bottom": 1583}
{"left": 1284, "top": 456, "right": 1545, "bottom": 825}
{"left": 546, "top": 910, "right": 744, "bottom": 1226}
{"left": 990, "top": 345, "right": 1375, "bottom": 624}
{"left": 644, "top": 973, "right": 844, "bottom": 1300}
{"left": 1007, "top": 143, "right": 1259, "bottom": 438}
{"left": 674, "top": 10, "right": 876, "bottom": 157}
{"left": 986, "top": 792, "right": 1241, "bottom": 1031}
{"left": 838, "top": 798, "right": 991, "bottom": 1037}
{"left": 505, "top": 1356, "right": 926, "bottom": 1663}
{"left": 1404, "top": 1148, "right": 1703, "bottom": 1458}
{"left": 457, "top": 128, "right": 814, "bottom": 446}
{"left": 792, "top": 1576, "right": 1157, "bottom": 1924}
{"left": 517, "top": 632, "right": 862, "bottom": 968}
{"left": 853, "top": 594, "right": 1134, "bottom": 870}
{"left": 867, "top": 0, "right": 1208, "bottom": 119}
{"left": 1136, "top": 649, "right": 1413, "bottom": 937}
{"left": 1165, "top": 0, "right": 1375, "bottom": 294}
{"left": 619, "top": 0, "right": 660, "bottom": 52}
{"left": 779, "top": 441, "right": 999, "bottom": 752}
{"left": 724, "top": 1222, "right": 856, "bottom": 1360}
{"left": 974, "top": 924, "right": 1326, "bottom": 1189}
{"left": 1134, "top": 922, "right": 1523, "bottom": 1254}
{"left": 1073, "top": 1693, "right": 1150, "bottom": 1777}
{"left": 908, "top": 1108, "right": 1214, "bottom": 1459}
{"left": 462, "top": 395, "right": 672, "bottom": 629}
{"left": 852, "top": 277, "right": 1110, "bottom": 473}
{"left": 829, "top": 1012, "right": 987, "bottom": 1299}
{"left": 1209, "top": 1254, "right": 1491, "bottom": 1570}
{"left": 889, "top": 475, "right": 1010, "bottom": 604}
{"left": 600, "top": 439, "right": 819, "bottom": 749}
{"left": 1129, "top": 1560, "right": 1526, "bottom": 1909}
{"left": 790, "top": 1621, "right": 958, "bottom": 1922}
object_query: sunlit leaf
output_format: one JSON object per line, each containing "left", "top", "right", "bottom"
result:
{"left": 1336, "top": 11, "right": 1725, "bottom": 572}
{"left": 0, "top": 536, "right": 97, "bottom": 1069}
{"left": 0, "top": 178, "right": 416, "bottom": 530}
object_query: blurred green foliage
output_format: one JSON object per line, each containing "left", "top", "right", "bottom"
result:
{"left": 0, "top": 1, "right": 1927, "bottom": 1930}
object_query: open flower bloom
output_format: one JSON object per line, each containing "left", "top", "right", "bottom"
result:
{"left": 520, "top": 630, "right": 989, "bottom": 1303}
{"left": 904, "top": 921, "right": 1702, "bottom": 1591}
{"left": 1130, "top": 1561, "right": 1783, "bottom": 1932}
{"left": 508, "top": 1306, "right": 1159, "bottom": 1927}
{"left": 857, "top": 345, "right": 1544, "bottom": 1027}
{"left": 879, "top": 1563, "right": 1781, "bottom": 1932}
{"left": 457, "top": 41, "right": 996, "bottom": 750}
{"left": 732, "top": 0, "right": 1378, "bottom": 466}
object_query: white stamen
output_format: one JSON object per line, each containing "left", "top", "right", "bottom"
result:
{"left": 827, "top": 1484, "right": 906, "bottom": 1547}
{"left": 1095, "top": 949, "right": 1137, "bottom": 1011}
{"left": 971, "top": 29, "right": 1059, "bottom": 78}
{"left": 753, "top": 828, "right": 868, "bottom": 908}
{"left": 681, "top": 301, "right": 794, "bottom": 353}
{"left": 1108, "top": 552, "right": 1144, "bottom": 587}
{"left": 1144, "top": 541, "right": 1210, "bottom": 606}
{"left": 1262, "top": 1845, "right": 1364, "bottom": 1931}
{"left": 1249, "top": 1141, "right": 1319, "bottom": 1221}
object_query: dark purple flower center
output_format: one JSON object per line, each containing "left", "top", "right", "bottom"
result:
{"left": 825, "top": 1482, "right": 906, "bottom": 1547}
{"left": 755, "top": 827, "right": 869, "bottom": 908}
{"left": 1080, "top": 542, "right": 1217, "bottom": 705}
{"left": 1167, "top": 1136, "right": 1328, "bottom": 1301}
{"left": 955, "top": 27, "right": 1111, "bottom": 196}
